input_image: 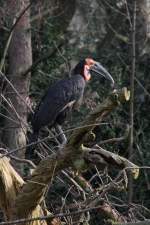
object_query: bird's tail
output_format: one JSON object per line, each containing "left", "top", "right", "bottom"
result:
{"left": 25, "top": 130, "right": 39, "bottom": 162}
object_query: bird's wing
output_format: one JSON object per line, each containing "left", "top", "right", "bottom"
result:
{"left": 73, "top": 94, "right": 83, "bottom": 111}
{"left": 31, "top": 75, "right": 85, "bottom": 131}
{"left": 60, "top": 100, "right": 76, "bottom": 112}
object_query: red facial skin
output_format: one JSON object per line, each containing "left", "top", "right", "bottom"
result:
{"left": 83, "top": 58, "right": 96, "bottom": 81}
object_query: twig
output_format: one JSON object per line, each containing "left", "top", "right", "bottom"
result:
{"left": 0, "top": 71, "right": 33, "bottom": 113}
{"left": 134, "top": 76, "right": 150, "bottom": 98}
{"left": 62, "top": 170, "right": 87, "bottom": 198}
{"left": 116, "top": 54, "right": 150, "bottom": 99}
{"left": 128, "top": 0, "right": 136, "bottom": 203}
{"left": 0, "top": 206, "right": 110, "bottom": 225}
{"left": 0, "top": 122, "right": 109, "bottom": 158}
{"left": 99, "top": 125, "right": 129, "bottom": 145}
{"left": 136, "top": 143, "right": 150, "bottom": 190}
{"left": 0, "top": 148, "right": 36, "bottom": 168}
{"left": 0, "top": 135, "right": 50, "bottom": 158}
{"left": 9, "top": 155, "right": 36, "bottom": 169}
{"left": 124, "top": 0, "right": 132, "bottom": 28}
{"left": 53, "top": 41, "right": 71, "bottom": 76}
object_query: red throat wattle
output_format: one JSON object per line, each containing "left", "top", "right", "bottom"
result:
{"left": 83, "top": 64, "right": 91, "bottom": 81}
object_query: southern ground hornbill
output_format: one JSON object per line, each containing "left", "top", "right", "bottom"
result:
{"left": 25, "top": 58, "right": 114, "bottom": 160}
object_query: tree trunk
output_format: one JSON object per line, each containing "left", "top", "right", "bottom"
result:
{"left": 3, "top": 0, "right": 32, "bottom": 173}
{"left": 138, "top": 0, "right": 150, "bottom": 55}
{"left": 128, "top": 0, "right": 136, "bottom": 204}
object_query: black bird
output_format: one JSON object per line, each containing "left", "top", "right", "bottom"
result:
{"left": 25, "top": 58, "right": 114, "bottom": 160}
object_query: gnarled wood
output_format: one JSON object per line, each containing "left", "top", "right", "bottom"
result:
{"left": 0, "top": 88, "right": 135, "bottom": 225}
{"left": 12, "top": 88, "right": 132, "bottom": 223}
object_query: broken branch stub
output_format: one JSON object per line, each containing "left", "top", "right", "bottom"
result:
{"left": 83, "top": 145, "right": 139, "bottom": 180}
{"left": 69, "top": 87, "right": 130, "bottom": 147}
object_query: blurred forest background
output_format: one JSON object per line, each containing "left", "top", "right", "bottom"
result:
{"left": 0, "top": 0, "right": 150, "bottom": 224}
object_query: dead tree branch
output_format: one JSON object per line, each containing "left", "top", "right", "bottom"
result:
{"left": 0, "top": 88, "right": 138, "bottom": 225}
{"left": 12, "top": 88, "right": 133, "bottom": 220}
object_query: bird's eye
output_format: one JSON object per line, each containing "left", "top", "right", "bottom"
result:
{"left": 85, "top": 58, "right": 95, "bottom": 66}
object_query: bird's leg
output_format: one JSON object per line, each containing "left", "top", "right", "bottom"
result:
{"left": 54, "top": 124, "right": 67, "bottom": 147}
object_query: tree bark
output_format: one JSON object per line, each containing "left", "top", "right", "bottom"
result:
{"left": 3, "top": 0, "right": 32, "bottom": 173}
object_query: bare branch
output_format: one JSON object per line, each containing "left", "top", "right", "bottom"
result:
{"left": 99, "top": 125, "right": 130, "bottom": 145}
{"left": 0, "top": 71, "right": 33, "bottom": 113}
{"left": 11, "top": 88, "right": 131, "bottom": 221}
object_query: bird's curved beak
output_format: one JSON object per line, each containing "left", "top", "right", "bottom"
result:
{"left": 90, "top": 62, "right": 115, "bottom": 87}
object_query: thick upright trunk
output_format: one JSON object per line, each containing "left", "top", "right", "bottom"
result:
{"left": 3, "top": 0, "right": 32, "bottom": 173}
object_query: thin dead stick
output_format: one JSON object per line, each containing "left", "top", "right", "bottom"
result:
{"left": 0, "top": 112, "right": 19, "bottom": 125}
{"left": 7, "top": 96, "right": 29, "bottom": 129}
{"left": 0, "top": 71, "right": 33, "bottom": 113}
{"left": 99, "top": 125, "right": 129, "bottom": 145}
{"left": 1, "top": 94, "right": 19, "bottom": 117}
{"left": 53, "top": 41, "right": 71, "bottom": 76}
{"left": 134, "top": 76, "right": 150, "bottom": 98}
{"left": 0, "top": 122, "right": 109, "bottom": 158}
{"left": 0, "top": 94, "right": 28, "bottom": 128}
{"left": 0, "top": 148, "right": 36, "bottom": 169}
{"left": 136, "top": 143, "right": 150, "bottom": 190}
{"left": 0, "top": 206, "right": 109, "bottom": 225}
{"left": 10, "top": 155, "right": 36, "bottom": 169}
{"left": 116, "top": 54, "right": 150, "bottom": 99}
{"left": 0, "top": 136, "right": 51, "bottom": 158}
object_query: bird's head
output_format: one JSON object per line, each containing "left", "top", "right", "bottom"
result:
{"left": 73, "top": 58, "right": 114, "bottom": 87}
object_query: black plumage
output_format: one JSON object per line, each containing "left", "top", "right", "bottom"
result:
{"left": 31, "top": 74, "right": 85, "bottom": 134}
{"left": 25, "top": 58, "right": 114, "bottom": 161}
{"left": 25, "top": 60, "right": 87, "bottom": 160}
